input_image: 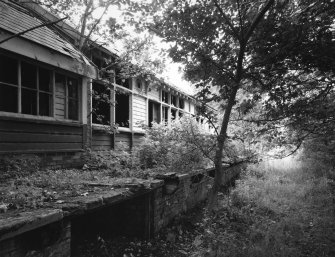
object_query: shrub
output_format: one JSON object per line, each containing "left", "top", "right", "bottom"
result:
{"left": 134, "top": 117, "right": 215, "bottom": 173}
{"left": 0, "top": 154, "right": 41, "bottom": 181}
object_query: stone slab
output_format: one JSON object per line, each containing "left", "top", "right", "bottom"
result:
{"left": 0, "top": 208, "right": 63, "bottom": 242}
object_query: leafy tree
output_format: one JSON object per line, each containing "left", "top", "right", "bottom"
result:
{"left": 125, "top": 0, "right": 335, "bottom": 209}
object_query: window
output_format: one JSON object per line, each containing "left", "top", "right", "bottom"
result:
{"left": 171, "top": 94, "right": 177, "bottom": 107}
{"left": 0, "top": 55, "right": 18, "bottom": 113}
{"left": 162, "top": 106, "right": 169, "bottom": 124}
{"left": 92, "top": 83, "right": 111, "bottom": 125}
{"left": 162, "top": 91, "right": 169, "bottom": 104}
{"left": 0, "top": 54, "right": 80, "bottom": 120}
{"left": 179, "top": 98, "right": 185, "bottom": 110}
{"left": 55, "top": 73, "right": 79, "bottom": 120}
{"left": 0, "top": 55, "right": 52, "bottom": 117}
{"left": 179, "top": 111, "right": 183, "bottom": 118}
{"left": 171, "top": 109, "right": 177, "bottom": 121}
{"left": 149, "top": 101, "right": 160, "bottom": 127}
{"left": 115, "top": 92, "right": 130, "bottom": 128}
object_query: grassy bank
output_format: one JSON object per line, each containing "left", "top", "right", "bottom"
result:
{"left": 74, "top": 157, "right": 335, "bottom": 257}
{"left": 193, "top": 157, "right": 335, "bottom": 257}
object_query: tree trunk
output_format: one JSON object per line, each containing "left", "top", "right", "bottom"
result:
{"left": 208, "top": 84, "right": 239, "bottom": 211}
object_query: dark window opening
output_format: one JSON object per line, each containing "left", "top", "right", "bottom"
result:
{"left": 22, "top": 88, "right": 37, "bottom": 115}
{"left": 115, "top": 93, "right": 129, "bottom": 128}
{"left": 162, "top": 106, "right": 169, "bottom": 124}
{"left": 39, "top": 68, "right": 52, "bottom": 116}
{"left": 92, "top": 83, "right": 111, "bottom": 125}
{"left": 0, "top": 84, "right": 17, "bottom": 112}
{"left": 171, "top": 109, "right": 176, "bottom": 121}
{"left": 179, "top": 98, "right": 185, "bottom": 109}
{"left": 149, "top": 101, "right": 160, "bottom": 127}
{"left": 162, "top": 91, "right": 169, "bottom": 104}
{"left": 21, "top": 62, "right": 37, "bottom": 89}
{"left": 171, "top": 95, "right": 177, "bottom": 106}
{"left": 39, "top": 68, "right": 52, "bottom": 92}
{"left": 68, "top": 98, "right": 78, "bottom": 120}
{"left": 0, "top": 54, "right": 17, "bottom": 85}
{"left": 39, "top": 92, "right": 51, "bottom": 116}
{"left": 179, "top": 111, "right": 183, "bottom": 118}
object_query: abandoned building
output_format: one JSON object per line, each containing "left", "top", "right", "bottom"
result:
{"left": 0, "top": 0, "right": 213, "bottom": 168}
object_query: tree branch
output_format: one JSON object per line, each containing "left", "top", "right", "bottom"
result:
{"left": 244, "top": 0, "right": 274, "bottom": 42}
{"left": 212, "top": 0, "right": 240, "bottom": 40}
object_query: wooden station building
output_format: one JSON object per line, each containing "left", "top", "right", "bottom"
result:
{"left": 0, "top": 0, "right": 212, "bottom": 168}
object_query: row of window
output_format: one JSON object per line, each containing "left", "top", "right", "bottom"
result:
{"left": 0, "top": 54, "right": 79, "bottom": 120}
{"left": 0, "top": 54, "right": 193, "bottom": 128}
{"left": 162, "top": 90, "right": 185, "bottom": 109}
{"left": 92, "top": 82, "right": 189, "bottom": 128}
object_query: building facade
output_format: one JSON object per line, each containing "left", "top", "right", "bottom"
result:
{"left": 0, "top": 0, "right": 212, "bottom": 168}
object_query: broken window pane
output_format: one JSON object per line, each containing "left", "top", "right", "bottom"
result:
{"left": 0, "top": 83, "right": 17, "bottom": 112}
{"left": 115, "top": 92, "right": 129, "bottom": 128}
{"left": 0, "top": 55, "right": 17, "bottom": 85}
{"left": 22, "top": 88, "right": 37, "bottom": 115}
{"left": 92, "top": 83, "right": 110, "bottom": 125}
{"left": 21, "top": 61, "right": 37, "bottom": 89}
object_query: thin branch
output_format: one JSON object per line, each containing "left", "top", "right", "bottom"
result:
{"left": 212, "top": 0, "right": 240, "bottom": 40}
{"left": 0, "top": 16, "right": 68, "bottom": 45}
{"left": 82, "top": 2, "right": 111, "bottom": 49}
{"left": 244, "top": 0, "right": 274, "bottom": 42}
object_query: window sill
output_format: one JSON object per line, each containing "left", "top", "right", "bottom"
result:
{"left": 117, "top": 127, "right": 131, "bottom": 133}
{"left": 133, "top": 129, "right": 145, "bottom": 135}
{"left": 92, "top": 124, "right": 113, "bottom": 131}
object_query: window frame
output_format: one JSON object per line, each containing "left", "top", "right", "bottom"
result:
{"left": 0, "top": 52, "right": 81, "bottom": 123}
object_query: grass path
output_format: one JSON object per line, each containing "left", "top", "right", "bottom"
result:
{"left": 193, "top": 158, "right": 335, "bottom": 257}
{"left": 75, "top": 157, "right": 335, "bottom": 257}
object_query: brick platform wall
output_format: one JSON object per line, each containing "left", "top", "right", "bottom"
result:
{"left": 0, "top": 220, "right": 71, "bottom": 257}
{"left": 153, "top": 173, "right": 213, "bottom": 233}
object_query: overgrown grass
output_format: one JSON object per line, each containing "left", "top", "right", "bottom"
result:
{"left": 193, "top": 157, "right": 335, "bottom": 257}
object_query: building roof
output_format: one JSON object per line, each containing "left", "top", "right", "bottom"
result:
{"left": 0, "top": 1, "right": 95, "bottom": 72}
